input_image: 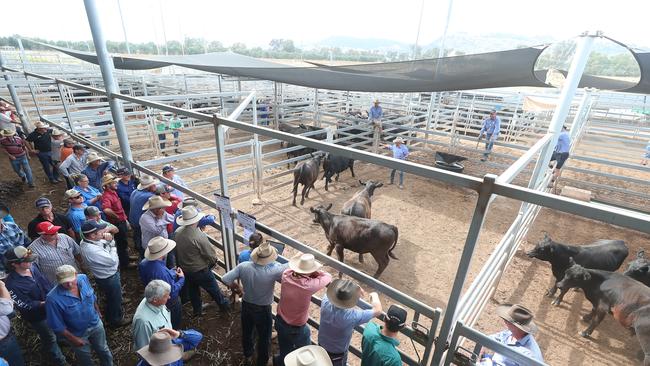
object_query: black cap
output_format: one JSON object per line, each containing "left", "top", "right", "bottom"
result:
{"left": 81, "top": 220, "right": 107, "bottom": 234}
{"left": 386, "top": 305, "right": 407, "bottom": 332}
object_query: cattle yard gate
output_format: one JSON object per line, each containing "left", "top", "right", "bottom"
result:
{"left": 2, "top": 27, "right": 650, "bottom": 366}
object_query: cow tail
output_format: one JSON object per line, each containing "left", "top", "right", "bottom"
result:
{"left": 388, "top": 226, "right": 399, "bottom": 260}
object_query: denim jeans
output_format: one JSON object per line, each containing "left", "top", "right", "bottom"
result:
{"left": 241, "top": 301, "right": 272, "bottom": 366}
{"left": 172, "top": 130, "right": 180, "bottom": 147}
{"left": 274, "top": 315, "right": 311, "bottom": 366}
{"left": 9, "top": 155, "right": 34, "bottom": 185}
{"left": 94, "top": 272, "right": 124, "bottom": 326}
{"left": 114, "top": 221, "right": 130, "bottom": 269}
{"left": 390, "top": 169, "right": 404, "bottom": 185}
{"left": 36, "top": 151, "right": 59, "bottom": 181}
{"left": 29, "top": 319, "right": 66, "bottom": 365}
{"left": 132, "top": 225, "right": 144, "bottom": 259}
{"left": 66, "top": 320, "right": 113, "bottom": 366}
{"left": 484, "top": 133, "right": 495, "bottom": 154}
{"left": 0, "top": 332, "right": 25, "bottom": 366}
{"left": 158, "top": 134, "right": 166, "bottom": 150}
{"left": 319, "top": 343, "right": 348, "bottom": 366}
{"left": 168, "top": 296, "right": 182, "bottom": 329}
{"left": 186, "top": 268, "right": 229, "bottom": 315}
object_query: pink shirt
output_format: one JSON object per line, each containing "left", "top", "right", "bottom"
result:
{"left": 277, "top": 270, "right": 332, "bottom": 326}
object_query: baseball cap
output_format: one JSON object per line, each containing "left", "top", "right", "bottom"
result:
{"left": 115, "top": 167, "right": 130, "bottom": 176}
{"left": 36, "top": 222, "right": 61, "bottom": 235}
{"left": 81, "top": 220, "right": 107, "bottom": 234}
{"left": 64, "top": 189, "right": 81, "bottom": 199}
{"left": 4, "top": 246, "right": 38, "bottom": 264}
{"left": 55, "top": 265, "right": 77, "bottom": 284}
{"left": 35, "top": 197, "right": 52, "bottom": 208}
{"left": 154, "top": 183, "right": 174, "bottom": 195}
{"left": 385, "top": 304, "right": 408, "bottom": 332}
{"left": 84, "top": 206, "right": 101, "bottom": 217}
{"left": 162, "top": 165, "right": 175, "bottom": 174}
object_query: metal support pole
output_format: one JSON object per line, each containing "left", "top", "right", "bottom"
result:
{"left": 213, "top": 117, "right": 237, "bottom": 270}
{"left": 26, "top": 76, "right": 43, "bottom": 118}
{"left": 424, "top": 94, "right": 436, "bottom": 145}
{"left": 56, "top": 83, "right": 76, "bottom": 133}
{"left": 431, "top": 174, "right": 496, "bottom": 365}
{"left": 116, "top": 0, "right": 131, "bottom": 54}
{"left": 273, "top": 82, "right": 279, "bottom": 128}
{"left": 252, "top": 96, "right": 263, "bottom": 202}
{"left": 83, "top": 0, "right": 134, "bottom": 170}
{"left": 217, "top": 74, "right": 225, "bottom": 113}
{"left": 0, "top": 53, "right": 32, "bottom": 131}
{"left": 570, "top": 89, "right": 592, "bottom": 141}
{"left": 313, "top": 88, "right": 320, "bottom": 127}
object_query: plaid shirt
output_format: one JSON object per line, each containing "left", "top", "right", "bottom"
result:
{"left": 0, "top": 221, "right": 27, "bottom": 272}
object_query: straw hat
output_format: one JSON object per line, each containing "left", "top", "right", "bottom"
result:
{"left": 327, "top": 279, "right": 360, "bottom": 309}
{"left": 34, "top": 121, "right": 49, "bottom": 129}
{"left": 138, "top": 175, "right": 159, "bottom": 190}
{"left": 496, "top": 303, "right": 538, "bottom": 334}
{"left": 145, "top": 236, "right": 177, "bottom": 260}
{"left": 0, "top": 129, "right": 16, "bottom": 137}
{"left": 101, "top": 174, "right": 119, "bottom": 187}
{"left": 143, "top": 196, "right": 172, "bottom": 210}
{"left": 55, "top": 264, "right": 77, "bottom": 284}
{"left": 86, "top": 152, "right": 104, "bottom": 164}
{"left": 136, "top": 332, "right": 183, "bottom": 366}
{"left": 178, "top": 197, "right": 198, "bottom": 209}
{"left": 251, "top": 241, "right": 278, "bottom": 266}
{"left": 289, "top": 253, "right": 322, "bottom": 274}
{"left": 284, "top": 346, "right": 332, "bottom": 366}
{"left": 394, "top": 137, "right": 404, "bottom": 144}
{"left": 51, "top": 130, "right": 65, "bottom": 137}
{"left": 175, "top": 206, "right": 205, "bottom": 226}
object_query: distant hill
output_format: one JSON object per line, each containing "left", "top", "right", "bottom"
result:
{"left": 312, "top": 36, "right": 411, "bottom": 52}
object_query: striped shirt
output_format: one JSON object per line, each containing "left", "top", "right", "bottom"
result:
{"left": 0, "top": 221, "right": 27, "bottom": 272}
{"left": 29, "top": 234, "right": 81, "bottom": 284}
{"left": 0, "top": 136, "right": 27, "bottom": 158}
{"left": 58, "top": 153, "right": 87, "bottom": 177}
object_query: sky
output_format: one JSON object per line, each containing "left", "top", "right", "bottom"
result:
{"left": 2, "top": 0, "right": 649, "bottom": 50}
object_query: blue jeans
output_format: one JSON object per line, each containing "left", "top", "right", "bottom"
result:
{"left": 0, "top": 331, "right": 25, "bottom": 366}
{"left": 172, "top": 130, "right": 180, "bottom": 147}
{"left": 241, "top": 301, "right": 272, "bottom": 366}
{"left": 319, "top": 343, "right": 348, "bottom": 366}
{"left": 484, "top": 133, "right": 495, "bottom": 155}
{"left": 95, "top": 272, "right": 124, "bottom": 327}
{"left": 158, "top": 134, "right": 166, "bottom": 150}
{"left": 168, "top": 296, "right": 182, "bottom": 329}
{"left": 390, "top": 169, "right": 404, "bottom": 185}
{"left": 274, "top": 315, "right": 311, "bottom": 366}
{"left": 9, "top": 155, "right": 34, "bottom": 185}
{"left": 36, "top": 151, "right": 59, "bottom": 181}
{"left": 186, "top": 268, "right": 229, "bottom": 315}
{"left": 29, "top": 319, "right": 66, "bottom": 365}
{"left": 66, "top": 320, "right": 113, "bottom": 366}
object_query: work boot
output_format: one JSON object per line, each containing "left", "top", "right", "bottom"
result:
{"left": 110, "top": 315, "right": 132, "bottom": 328}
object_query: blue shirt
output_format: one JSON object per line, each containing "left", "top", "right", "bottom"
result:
{"left": 136, "top": 329, "right": 203, "bottom": 366}
{"left": 238, "top": 249, "right": 252, "bottom": 263}
{"left": 388, "top": 144, "right": 409, "bottom": 160}
{"left": 488, "top": 330, "right": 544, "bottom": 366}
{"left": 74, "top": 185, "right": 103, "bottom": 211}
{"left": 66, "top": 205, "right": 87, "bottom": 233}
{"left": 0, "top": 221, "right": 28, "bottom": 272}
{"left": 318, "top": 295, "right": 375, "bottom": 354}
{"left": 46, "top": 274, "right": 99, "bottom": 336}
{"left": 222, "top": 261, "right": 288, "bottom": 306}
{"left": 138, "top": 259, "right": 185, "bottom": 304}
{"left": 129, "top": 189, "right": 154, "bottom": 227}
{"left": 117, "top": 178, "right": 137, "bottom": 213}
{"left": 6, "top": 263, "right": 53, "bottom": 322}
{"left": 555, "top": 131, "right": 570, "bottom": 154}
{"left": 480, "top": 116, "right": 501, "bottom": 137}
{"left": 82, "top": 161, "right": 114, "bottom": 190}
{"left": 369, "top": 106, "right": 383, "bottom": 120}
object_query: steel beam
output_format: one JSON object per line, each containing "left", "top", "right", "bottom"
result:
{"left": 0, "top": 53, "right": 32, "bottom": 131}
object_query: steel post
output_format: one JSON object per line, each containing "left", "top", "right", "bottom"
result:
{"left": 313, "top": 88, "right": 320, "bottom": 127}
{"left": 431, "top": 174, "right": 496, "bottom": 365}
{"left": 252, "top": 96, "right": 263, "bottom": 201}
{"left": 273, "top": 82, "right": 279, "bottom": 128}
{"left": 83, "top": 0, "right": 134, "bottom": 169}
{"left": 213, "top": 116, "right": 237, "bottom": 270}
{"left": 56, "top": 83, "right": 76, "bottom": 133}
{"left": 0, "top": 53, "right": 32, "bottom": 131}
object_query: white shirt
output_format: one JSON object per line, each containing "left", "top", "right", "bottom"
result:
{"left": 0, "top": 298, "right": 13, "bottom": 339}
{"left": 171, "top": 174, "right": 187, "bottom": 199}
{"left": 80, "top": 238, "right": 119, "bottom": 279}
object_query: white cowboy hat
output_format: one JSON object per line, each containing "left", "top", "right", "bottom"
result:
{"left": 177, "top": 197, "right": 198, "bottom": 209}
{"left": 101, "top": 174, "right": 119, "bottom": 187}
{"left": 326, "top": 279, "right": 361, "bottom": 309}
{"left": 144, "top": 236, "right": 177, "bottom": 260}
{"left": 394, "top": 137, "right": 404, "bottom": 144}
{"left": 86, "top": 152, "right": 104, "bottom": 164}
{"left": 137, "top": 332, "right": 183, "bottom": 366}
{"left": 289, "top": 253, "right": 322, "bottom": 274}
{"left": 284, "top": 346, "right": 333, "bottom": 366}
{"left": 34, "top": 121, "right": 49, "bottom": 129}
{"left": 175, "top": 206, "right": 205, "bottom": 226}
{"left": 137, "top": 175, "right": 160, "bottom": 190}
{"left": 250, "top": 241, "right": 278, "bottom": 266}
{"left": 142, "top": 195, "right": 172, "bottom": 210}
{"left": 51, "top": 129, "right": 65, "bottom": 137}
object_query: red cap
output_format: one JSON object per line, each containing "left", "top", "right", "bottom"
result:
{"left": 36, "top": 222, "right": 61, "bottom": 235}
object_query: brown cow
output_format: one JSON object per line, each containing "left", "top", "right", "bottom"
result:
{"left": 292, "top": 155, "right": 322, "bottom": 206}
{"left": 341, "top": 180, "right": 383, "bottom": 263}
{"left": 310, "top": 203, "right": 398, "bottom": 278}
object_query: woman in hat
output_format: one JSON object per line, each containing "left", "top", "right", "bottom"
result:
{"left": 0, "top": 128, "right": 34, "bottom": 188}
{"left": 73, "top": 173, "right": 103, "bottom": 211}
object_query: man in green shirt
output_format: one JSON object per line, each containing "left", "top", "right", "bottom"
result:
{"left": 361, "top": 304, "right": 406, "bottom": 366}
{"left": 155, "top": 114, "right": 167, "bottom": 155}
{"left": 169, "top": 114, "right": 183, "bottom": 153}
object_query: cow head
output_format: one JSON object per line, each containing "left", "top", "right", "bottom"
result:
{"left": 556, "top": 258, "right": 591, "bottom": 289}
{"left": 360, "top": 180, "right": 384, "bottom": 196}
{"left": 310, "top": 203, "right": 333, "bottom": 223}
{"left": 526, "top": 233, "right": 554, "bottom": 261}
{"left": 624, "top": 249, "right": 650, "bottom": 280}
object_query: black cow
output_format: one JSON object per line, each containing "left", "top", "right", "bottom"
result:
{"left": 280, "top": 123, "right": 327, "bottom": 169}
{"left": 625, "top": 250, "right": 650, "bottom": 287}
{"left": 340, "top": 180, "right": 383, "bottom": 264}
{"left": 526, "top": 234, "right": 628, "bottom": 305}
{"left": 558, "top": 260, "right": 650, "bottom": 364}
{"left": 310, "top": 203, "right": 398, "bottom": 278}
{"left": 322, "top": 154, "right": 355, "bottom": 191}
{"left": 291, "top": 155, "right": 322, "bottom": 206}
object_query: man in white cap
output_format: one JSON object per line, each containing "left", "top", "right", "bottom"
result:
{"left": 479, "top": 109, "right": 501, "bottom": 161}
{"left": 80, "top": 220, "right": 132, "bottom": 329}
{"left": 284, "top": 345, "right": 333, "bottom": 366}
{"left": 479, "top": 304, "right": 543, "bottom": 365}
{"left": 175, "top": 206, "right": 230, "bottom": 316}
{"left": 274, "top": 254, "right": 332, "bottom": 365}
{"left": 222, "top": 241, "right": 288, "bottom": 366}
{"left": 64, "top": 188, "right": 87, "bottom": 238}
{"left": 139, "top": 196, "right": 174, "bottom": 257}
{"left": 383, "top": 137, "right": 409, "bottom": 189}
{"left": 26, "top": 121, "right": 62, "bottom": 184}
{"left": 82, "top": 152, "right": 114, "bottom": 190}
{"left": 129, "top": 175, "right": 159, "bottom": 257}
{"left": 162, "top": 165, "right": 187, "bottom": 199}
{"left": 139, "top": 237, "right": 185, "bottom": 329}
{"left": 0, "top": 128, "right": 34, "bottom": 188}
{"left": 319, "top": 279, "right": 382, "bottom": 366}
{"left": 135, "top": 328, "right": 204, "bottom": 366}
{"left": 46, "top": 264, "right": 113, "bottom": 365}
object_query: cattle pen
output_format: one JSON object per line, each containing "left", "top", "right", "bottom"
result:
{"left": 2, "top": 16, "right": 650, "bottom": 366}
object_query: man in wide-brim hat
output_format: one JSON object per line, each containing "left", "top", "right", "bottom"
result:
{"left": 479, "top": 303, "right": 544, "bottom": 365}
{"left": 82, "top": 151, "right": 114, "bottom": 190}
{"left": 222, "top": 241, "right": 289, "bottom": 366}
{"left": 139, "top": 196, "right": 174, "bottom": 258}
{"left": 100, "top": 173, "right": 135, "bottom": 270}
{"left": 136, "top": 328, "right": 204, "bottom": 366}
{"left": 0, "top": 127, "right": 35, "bottom": 188}
{"left": 129, "top": 174, "right": 160, "bottom": 257}
{"left": 274, "top": 254, "right": 332, "bottom": 363}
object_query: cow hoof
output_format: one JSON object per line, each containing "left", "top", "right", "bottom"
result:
{"left": 551, "top": 299, "right": 561, "bottom": 306}
{"left": 581, "top": 315, "right": 593, "bottom": 322}
{"left": 545, "top": 290, "right": 555, "bottom": 298}
{"left": 580, "top": 331, "right": 591, "bottom": 338}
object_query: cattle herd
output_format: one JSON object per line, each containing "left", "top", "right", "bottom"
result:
{"left": 527, "top": 234, "right": 650, "bottom": 364}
